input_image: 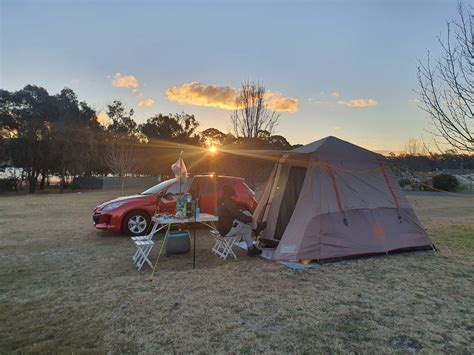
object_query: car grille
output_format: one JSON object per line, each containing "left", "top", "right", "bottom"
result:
{"left": 93, "top": 213, "right": 101, "bottom": 224}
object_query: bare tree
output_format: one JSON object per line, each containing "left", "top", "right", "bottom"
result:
{"left": 417, "top": 2, "right": 473, "bottom": 153}
{"left": 230, "top": 80, "right": 280, "bottom": 138}
{"left": 104, "top": 138, "right": 141, "bottom": 195}
{"left": 404, "top": 138, "right": 429, "bottom": 155}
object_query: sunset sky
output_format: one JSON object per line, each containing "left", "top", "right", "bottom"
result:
{"left": 1, "top": 0, "right": 458, "bottom": 153}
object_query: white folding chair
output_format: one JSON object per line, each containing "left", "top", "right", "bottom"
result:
{"left": 132, "top": 235, "right": 148, "bottom": 263}
{"left": 131, "top": 222, "right": 168, "bottom": 268}
{"left": 133, "top": 240, "right": 155, "bottom": 270}
{"left": 211, "top": 229, "right": 242, "bottom": 260}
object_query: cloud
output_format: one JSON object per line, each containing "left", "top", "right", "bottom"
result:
{"left": 265, "top": 91, "right": 299, "bottom": 113}
{"left": 331, "top": 91, "right": 340, "bottom": 97}
{"left": 138, "top": 98, "right": 155, "bottom": 107}
{"left": 166, "top": 81, "right": 299, "bottom": 112}
{"left": 132, "top": 89, "right": 143, "bottom": 97}
{"left": 332, "top": 126, "right": 342, "bottom": 131}
{"left": 112, "top": 73, "right": 138, "bottom": 89}
{"left": 96, "top": 112, "right": 111, "bottom": 126}
{"left": 166, "top": 81, "right": 239, "bottom": 110}
{"left": 337, "top": 98, "right": 378, "bottom": 108}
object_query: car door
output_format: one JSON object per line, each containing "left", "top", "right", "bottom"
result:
{"left": 157, "top": 178, "right": 194, "bottom": 214}
{"left": 198, "top": 177, "right": 219, "bottom": 214}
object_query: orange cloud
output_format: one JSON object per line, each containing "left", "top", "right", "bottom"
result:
{"left": 265, "top": 91, "right": 299, "bottom": 113}
{"left": 138, "top": 98, "right": 155, "bottom": 107}
{"left": 166, "top": 81, "right": 299, "bottom": 112}
{"left": 96, "top": 112, "right": 111, "bottom": 126}
{"left": 337, "top": 98, "right": 378, "bottom": 108}
{"left": 166, "top": 81, "right": 239, "bottom": 110}
{"left": 112, "top": 73, "right": 138, "bottom": 89}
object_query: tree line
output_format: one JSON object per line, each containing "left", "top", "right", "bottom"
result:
{"left": 0, "top": 84, "right": 293, "bottom": 193}
{"left": 1, "top": 84, "right": 472, "bottom": 194}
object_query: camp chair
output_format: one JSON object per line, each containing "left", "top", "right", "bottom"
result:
{"left": 132, "top": 235, "right": 152, "bottom": 265}
{"left": 131, "top": 224, "right": 167, "bottom": 265}
{"left": 133, "top": 240, "right": 155, "bottom": 270}
{"left": 211, "top": 229, "right": 242, "bottom": 260}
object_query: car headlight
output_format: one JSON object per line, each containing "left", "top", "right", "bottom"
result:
{"left": 102, "top": 202, "right": 124, "bottom": 211}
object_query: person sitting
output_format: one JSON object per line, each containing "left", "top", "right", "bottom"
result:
{"left": 217, "top": 185, "right": 266, "bottom": 256}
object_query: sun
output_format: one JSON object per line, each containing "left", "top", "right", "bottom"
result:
{"left": 209, "top": 146, "right": 217, "bottom": 154}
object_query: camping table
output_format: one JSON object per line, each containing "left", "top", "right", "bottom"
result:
{"left": 146, "top": 213, "right": 219, "bottom": 270}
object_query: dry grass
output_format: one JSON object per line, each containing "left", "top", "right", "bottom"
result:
{"left": 0, "top": 189, "right": 473, "bottom": 353}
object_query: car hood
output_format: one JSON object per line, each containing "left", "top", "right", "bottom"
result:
{"left": 96, "top": 194, "right": 149, "bottom": 210}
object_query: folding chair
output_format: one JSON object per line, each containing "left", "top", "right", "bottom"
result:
{"left": 131, "top": 234, "right": 153, "bottom": 265}
{"left": 133, "top": 240, "right": 155, "bottom": 270}
{"left": 131, "top": 223, "right": 167, "bottom": 266}
{"left": 211, "top": 229, "right": 242, "bottom": 260}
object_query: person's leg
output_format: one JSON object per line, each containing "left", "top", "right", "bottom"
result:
{"left": 240, "top": 210, "right": 266, "bottom": 235}
{"left": 240, "top": 210, "right": 257, "bottom": 229}
{"left": 226, "top": 220, "right": 254, "bottom": 248}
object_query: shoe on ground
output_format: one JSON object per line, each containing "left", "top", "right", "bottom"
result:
{"left": 247, "top": 246, "right": 262, "bottom": 256}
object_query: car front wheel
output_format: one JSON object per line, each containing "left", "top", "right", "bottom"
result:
{"left": 123, "top": 211, "right": 150, "bottom": 236}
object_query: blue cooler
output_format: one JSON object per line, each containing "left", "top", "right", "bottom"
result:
{"left": 165, "top": 229, "right": 191, "bottom": 255}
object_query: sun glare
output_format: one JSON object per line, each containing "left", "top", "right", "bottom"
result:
{"left": 209, "top": 146, "right": 217, "bottom": 154}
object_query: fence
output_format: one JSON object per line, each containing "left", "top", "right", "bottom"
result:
{"left": 72, "top": 176, "right": 162, "bottom": 190}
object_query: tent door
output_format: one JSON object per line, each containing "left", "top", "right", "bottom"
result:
{"left": 273, "top": 166, "right": 307, "bottom": 240}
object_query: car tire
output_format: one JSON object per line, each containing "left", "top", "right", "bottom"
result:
{"left": 122, "top": 211, "right": 151, "bottom": 236}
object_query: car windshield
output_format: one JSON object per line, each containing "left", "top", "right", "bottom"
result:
{"left": 141, "top": 178, "right": 176, "bottom": 195}
{"left": 141, "top": 177, "right": 193, "bottom": 195}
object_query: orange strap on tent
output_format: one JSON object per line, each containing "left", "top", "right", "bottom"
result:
{"left": 379, "top": 161, "right": 403, "bottom": 222}
{"left": 326, "top": 162, "right": 348, "bottom": 226}
{"left": 378, "top": 161, "right": 400, "bottom": 209}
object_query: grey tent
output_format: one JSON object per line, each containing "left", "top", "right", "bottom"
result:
{"left": 254, "top": 136, "right": 434, "bottom": 261}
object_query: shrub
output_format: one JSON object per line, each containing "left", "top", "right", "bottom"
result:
{"left": 432, "top": 174, "right": 459, "bottom": 192}
{"left": 398, "top": 178, "right": 411, "bottom": 187}
{"left": 0, "top": 178, "right": 17, "bottom": 192}
{"left": 420, "top": 179, "right": 434, "bottom": 191}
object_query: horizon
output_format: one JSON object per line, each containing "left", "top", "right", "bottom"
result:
{"left": 1, "top": 0, "right": 459, "bottom": 154}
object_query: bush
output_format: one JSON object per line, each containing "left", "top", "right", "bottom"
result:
{"left": 432, "top": 174, "right": 459, "bottom": 192}
{"left": 0, "top": 178, "right": 17, "bottom": 192}
{"left": 398, "top": 178, "right": 411, "bottom": 187}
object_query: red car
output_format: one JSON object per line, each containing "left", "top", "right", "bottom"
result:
{"left": 92, "top": 174, "right": 257, "bottom": 236}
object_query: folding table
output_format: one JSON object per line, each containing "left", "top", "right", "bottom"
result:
{"left": 132, "top": 213, "right": 219, "bottom": 271}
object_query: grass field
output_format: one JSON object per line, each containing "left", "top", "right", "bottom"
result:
{"left": 0, "top": 189, "right": 473, "bottom": 353}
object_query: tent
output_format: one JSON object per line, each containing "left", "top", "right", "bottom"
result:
{"left": 253, "top": 136, "right": 434, "bottom": 262}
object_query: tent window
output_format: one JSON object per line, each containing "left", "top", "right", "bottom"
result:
{"left": 273, "top": 166, "right": 307, "bottom": 240}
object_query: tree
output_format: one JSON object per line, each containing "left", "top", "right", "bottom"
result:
{"left": 230, "top": 80, "right": 280, "bottom": 138}
{"left": 404, "top": 138, "right": 428, "bottom": 156}
{"left": 263, "top": 134, "right": 291, "bottom": 150}
{"left": 0, "top": 85, "right": 57, "bottom": 192}
{"left": 49, "top": 88, "right": 99, "bottom": 192}
{"left": 200, "top": 128, "right": 228, "bottom": 146}
{"left": 103, "top": 137, "right": 142, "bottom": 195}
{"left": 106, "top": 101, "right": 137, "bottom": 138}
{"left": 417, "top": 2, "right": 473, "bottom": 153}
{"left": 139, "top": 113, "right": 200, "bottom": 145}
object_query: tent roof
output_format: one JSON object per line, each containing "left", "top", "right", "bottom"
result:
{"left": 292, "top": 136, "right": 383, "bottom": 159}
{"left": 222, "top": 136, "right": 384, "bottom": 159}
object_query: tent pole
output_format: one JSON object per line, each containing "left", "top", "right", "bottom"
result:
{"left": 193, "top": 200, "right": 196, "bottom": 269}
